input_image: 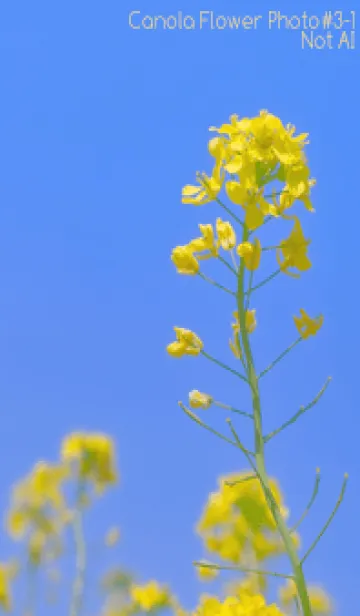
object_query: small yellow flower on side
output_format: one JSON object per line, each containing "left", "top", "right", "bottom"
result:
{"left": 245, "top": 310, "right": 257, "bottom": 333}
{"left": 130, "top": 581, "right": 171, "bottom": 612}
{"left": 61, "top": 432, "right": 118, "bottom": 491}
{"left": 171, "top": 246, "right": 199, "bottom": 275}
{"left": 277, "top": 217, "right": 311, "bottom": 276}
{"left": 237, "top": 239, "right": 262, "bottom": 271}
{"left": 167, "top": 327, "right": 203, "bottom": 358}
{"left": 189, "top": 224, "right": 217, "bottom": 259}
{"left": 196, "top": 561, "right": 218, "bottom": 582}
{"left": 189, "top": 391, "right": 213, "bottom": 410}
{"left": 216, "top": 219, "right": 236, "bottom": 251}
{"left": 293, "top": 309, "right": 324, "bottom": 339}
{"left": 105, "top": 526, "right": 120, "bottom": 547}
{"left": 182, "top": 166, "right": 223, "bottom": 206}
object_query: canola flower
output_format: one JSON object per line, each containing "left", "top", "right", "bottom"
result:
{"left": 130, "top": 581, "right": 171, "bottom": 611}
{"left": 61, "top": 432, "right": 118, "bottom": 492}
{"left": 168, "top": 110, "right": 347, "bottom": 616}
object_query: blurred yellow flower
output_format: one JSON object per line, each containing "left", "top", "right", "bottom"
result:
{"left": 105, "top": 526, "right": 121, "bottom": 547}
{"left": 0, "top": 563, "right": 15, "bottom": 612}
{"left": 130, "top": 581, "right": 170, "bottom": 611}
{"left": 61, "top": 432, "right": 118, "bottom": 491}
{"left": 189, "top": 391, "right": 213, "bottom": 410}
{"left": 196, "top": 561, "right": 218, "bottom": 582}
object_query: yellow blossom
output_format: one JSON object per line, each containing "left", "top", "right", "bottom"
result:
{"left": 293, "top": 309, "right": 324, "bottom": 339}
{"left": 189, "top": 224, "right": 217, "bottom": 259}
{"left": 130, "top": 581, "right": 170, "bottom": 611}
{"left": 171, "top": 246, "right": 199, "bottom": 275}
{"left": 277, "top": 217, "right": 311, "bottom": 276}
{"left": 105, "top": 526, "right": 121, "bottom": 547}
{"left": 182, "top": 166, "right": 223, "bottom": 206}
{"left": 61, "top": 432, "right": 118, "bottom": 490}
{"left": 195, "top": 593, "right": 285, "bottom": 616}
{"left": 237, "top": 239, "right": 262, "bottom": 271}
{"left": 0, "top": 564, "right": 15, "bottom": 612}
{"left": 189, "top": 390, "right": 213, "bottom": 410}
{"left": 167, "top": 327, "right": 203, "bottom": 358}
{"left": 196, "top": 562, "right": 218, "bottom": 582}
{"left": 216, "top": 218, "right": 236, "bottom": 251}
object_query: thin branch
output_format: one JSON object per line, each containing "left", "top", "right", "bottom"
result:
{"left": 291, "top": 469, "right": 321, "bottom": 533}
{"left": 245, "top": 270, "right": 254, "bottom": 312}
{"left": 201, "top": 350, "right": 249, "bottom": 384}
{"left": 193, "top": 561, "right": 293, "bottom": 580}
{"left": 259, "top": 338, "right": 302, "bottom": 379}
{"left": 213, "top": 400, "right": 253, "bottom": 420}
{"left": 301, "top": 474, "right": 349, "bottom": 564}
{"left": 218, "top": 255, "right": 237, "bottom": 276}
{"left": 179, "top": 403, "right": 254, "bottom": 455}
{"left": 246, "top": 269, "right": 281, "bottom": 295}
{"left": 225, "top": 474, "right": 258, "bottom": 487}
{"left": 264, "top": 377, "right": 332, "bottom": 442}
{"left": 198, "top": 272, "right": 236, "bottom": 297}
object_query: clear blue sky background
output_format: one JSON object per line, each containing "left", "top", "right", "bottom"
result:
{"left": 0, "top": 0, "right": 359, "bottom": 614}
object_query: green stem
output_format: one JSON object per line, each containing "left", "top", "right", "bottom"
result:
{"left": 70, "top": 486, "right": 87, "bottom": 616}
{"left": 236, "top": 224, "right": 313, "bottom": 616}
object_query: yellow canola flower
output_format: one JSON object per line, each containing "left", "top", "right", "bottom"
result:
{"left": 130, "top": 581, "right": 171, "bottom": 612}
{"left": 281, "top": 163, "right": 315, "bottom": 212}
{"left": 232, "top": 310, "right": 257, "bottom": 335}
{"left": 171, "top": 245, "right": 199, "bottom": 275}
{"left": 12, "top": 462, "right": 68, "bottom": 511}
{"left": 189, "top": 224, "right": 218, "bottom": 259}
{"left": 216, "top": 218, "right": 236, "bottom": 251}
{"left": 277, "top": 217, "right": 312, "bottom": 276}
{"left": 196, "top": 561, "right": 219, "bottom": 582}
{"left": 167, "top": 327, "right": 203, "bottom": 358}
{"left": 189, "top": 390, "right": 213, "bottom": 410}
{"left": 293, "top": 309, "right": 324, "bottom": 339}
{"left": 195, "top": 594, "right": 285, "bottom": 616}
{"left": 61, "top": 432, "right": 118, "bottom": 491}
{"left": 0, "top": 563, "right": 15, "bottom": 612}
{"left": 279, "top": 580, "right": 333, "bottom": 614}
{"left": 105, "top": 526, "right": 121, "bottom": 547}
{"left": 237, "top": 240, "right": 261, "bottom": 271}
{"left": 182, "top": 165, "right": 223, "bottom": 206}
{"left": 225, "top": 165, "right": 277, "bottom": 232}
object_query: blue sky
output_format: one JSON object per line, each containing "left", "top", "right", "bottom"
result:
{"left": 0, "top": 0, "right": 359, "bottom": 613}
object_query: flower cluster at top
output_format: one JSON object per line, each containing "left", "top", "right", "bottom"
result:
{"left": 167, "top": 110, "right": 323, "bottom": 360}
